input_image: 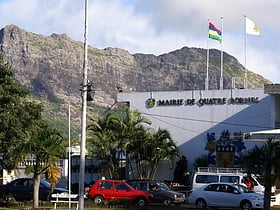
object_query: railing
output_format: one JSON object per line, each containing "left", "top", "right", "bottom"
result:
{"left": 197, "top": 167, "right": 244, "bottom": 174}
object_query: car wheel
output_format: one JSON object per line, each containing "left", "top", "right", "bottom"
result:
{"left": 4, "top": 193, "right": 15, "bottom": 203}
{"left": 195, "top": 198, "right": 207, "bottom": 208}
{"left": 241, "top": 200, "right": 252, "bottom": 210}
{"left": 163, "top": 197, "right": 172, "bottom": 206}
{"left": 93, "top": 195, "right": 104, "bottom": 204}
{"left": 136, "top": 197, "right": 147, "bottom": 207}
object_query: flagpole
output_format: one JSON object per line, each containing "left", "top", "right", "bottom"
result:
{"left": 244, "top": 15, "right": 248, "bottom": 89}
{"left": 206, "top": 19, "right": 209, "bottom": 90}
{"left": 220, "top": 17, "right": 224, "bottom": 90}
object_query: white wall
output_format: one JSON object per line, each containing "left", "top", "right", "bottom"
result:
{"left": 118, "top": 89, "right": 273, "bottom": 181}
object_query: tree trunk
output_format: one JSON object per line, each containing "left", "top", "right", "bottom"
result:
{"left": 263, "top": 141, "right": 272, "bottom": 210}
{"left": 33, "top": 174, "right": 41, "bottom": 209}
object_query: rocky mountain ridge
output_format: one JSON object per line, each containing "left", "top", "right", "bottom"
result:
{"left": 0, "top": 24, "right": 270, "bottom": 131}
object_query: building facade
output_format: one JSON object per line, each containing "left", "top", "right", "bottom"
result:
{"left": 117, "top": 88, "right": 280, "bottom": 181}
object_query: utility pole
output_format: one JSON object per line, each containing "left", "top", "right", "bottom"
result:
{"left": 78, "top": 0, "right": 88, "bottom": 209}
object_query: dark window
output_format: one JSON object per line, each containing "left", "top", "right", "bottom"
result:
{"left": 218, "top": 184, "right": 234, "bottom": 193}
{"left": 204, "top": 184, "right": 219, "bottom": 191}
{"left": 99, "top": 182, "right": 113, "bottom": 190}
{"left": 196, "top": 175, "right": 218, "bottom": 183}
{"left": 115, "top": 182, "right": 129, "bottom": 190}
{"left": 220, "top": 176, "right": 239, "bottom": 183}
{"left": 14, "top": 179, "right": 25, "bottom": 186}
{"left": 139, "top": 183, "right": 147, "bottom": 191}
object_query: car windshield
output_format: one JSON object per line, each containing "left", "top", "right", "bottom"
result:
{"left": 235, "top": 184, "right": 254, "bottom": 193}
{"left": 40, "top": 180, "right": 51, "bottom": 188}
{"left": 157, "top": 182, "right": 170, "bottom": 190}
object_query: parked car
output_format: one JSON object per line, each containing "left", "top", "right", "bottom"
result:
{"left": 127, "top": 180, "right": 186, "bottom": 206}
{"left": 88, "top": 179, "right": 153, "bottom": 207}
{"left": 192, "top": 167, "right": 265, "bottom": 194}
{"left": 188, "top": 182, "right": 263, "bottom": 210}
{"left": 0, "top": 178, "right": 69, "bottom": 202}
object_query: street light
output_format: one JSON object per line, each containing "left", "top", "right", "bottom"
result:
{"left": 68, "top": 102, "right": 71, "bottom": 210}
{"left": 78, "top": 0, "right": 89, "bottom": 209}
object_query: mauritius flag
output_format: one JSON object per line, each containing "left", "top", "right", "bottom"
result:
{"left": 208, "top": 22, "right": 222, "bottom": 42}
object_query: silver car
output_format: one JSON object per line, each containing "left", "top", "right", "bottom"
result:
{"left": 188, "top": 182, "right": 263, "bottom": 210}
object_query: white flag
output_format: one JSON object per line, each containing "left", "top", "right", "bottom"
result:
{"left": 246, "top": 17, "right": 260, "bottom": 35}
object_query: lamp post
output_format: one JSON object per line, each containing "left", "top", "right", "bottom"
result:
{"left": 78, "top": 0, "right": 89, "bottom": 209}
{"left": 68, "top": 101, "right": 71, "bottom": 210}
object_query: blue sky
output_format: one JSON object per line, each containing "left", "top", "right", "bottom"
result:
{"left": 0, "top": 0, "right": 279, "bottom": 84}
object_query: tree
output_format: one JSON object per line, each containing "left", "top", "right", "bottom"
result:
{"left": 242, "top": 138, "right": 280, "bottom": 210}
{"left": 0, "top": 56, "right": 66, "bottom": 208}
{"left": 88, "top": 106, "right": 179, "bottom": 180}
{"left": 0, "top": 55, "right": 44, "bottom": 170}
{"left": 128, "top": 128, "right": 179, "bottom": 179}
{"left": 15, "top": 123, "right": 66, "bottom": 208}
{"left": 87, "top": 112, "right": 120, "bottom": 178}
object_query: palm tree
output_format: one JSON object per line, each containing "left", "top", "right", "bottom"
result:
{"left": 148, "top": 128, "right": 179, "bottom": 178}
{"left": 88, "top": 107, "right": 152, "bottom": 179}
{"left": 88, "top": 112, "right": 121, "bottom": 178}
{"left": 128, "top": 128, "right": 179, "bottom": 179}
{"left": 88, "top": 106, "right": 179, "bottom": 180}
{"left": 15, "top": 123, "right": 66, "bottom": 208}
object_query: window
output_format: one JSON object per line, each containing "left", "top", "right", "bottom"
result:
{"left": 115, "top": 182, "right": 129, "bottom": 190}
{"left": 14, "top": 179, "right": 25, "bottom": 187}
{"left": 220, "top": 176, "right": 239, "bottom": 183}
{"left": 138, "top": 183, "right": 147, "bottom": 191}
{"left": 218, "top": 184, "right": 234, "bottom": 193}
{"left": 99, "top": 182, "right": 113, "bottom": 190}
{"left": 196, "top": 175, "right": 218, "bottom": 183}
{"left": 204, "top": 184, "right": 219, "bottom": 191}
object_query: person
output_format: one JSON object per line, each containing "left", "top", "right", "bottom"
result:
{"left": 173, "top": 155, "right": 188, "bottom": 185}
{"left": 244, "top": 177, "right": 254, "bottom": 190}
{"left": 150, "top": 183, "right": 159, "bottom": 191}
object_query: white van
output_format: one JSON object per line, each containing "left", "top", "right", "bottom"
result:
{"left": 191, "top": 167, "right": 264, "bottom": 194}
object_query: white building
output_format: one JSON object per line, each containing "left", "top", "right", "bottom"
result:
{"left": 117, "top": 86, "right": 280, "bottom": 181}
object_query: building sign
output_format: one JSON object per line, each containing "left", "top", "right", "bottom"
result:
{"left": 206, "top": 130, "right": 245, "bottom": 168}
{"left": 146, "top": 97, "right": 259, "bottom": 108}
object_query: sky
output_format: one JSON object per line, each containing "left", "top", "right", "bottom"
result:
{"left": 0, "top": 0, "right": 279, "bottom": 83}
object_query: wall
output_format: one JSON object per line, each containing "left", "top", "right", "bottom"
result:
{"left": 117, "top": 89, "right": 274, "bottom": 181}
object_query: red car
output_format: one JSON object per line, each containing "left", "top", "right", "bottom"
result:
{"left": 88, "top": 179, "right": 153, "bottom": 207}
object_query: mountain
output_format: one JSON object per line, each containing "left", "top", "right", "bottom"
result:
{"left": 0, "top": 25, "right": 270, "bottom": 132}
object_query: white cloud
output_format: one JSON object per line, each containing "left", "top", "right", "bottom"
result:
{"left": 0, "top": 0, "right": 279, "bottom": 83}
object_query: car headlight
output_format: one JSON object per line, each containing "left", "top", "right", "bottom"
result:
{"left": 174, "top": 194, "right": 177, "bottom": 198}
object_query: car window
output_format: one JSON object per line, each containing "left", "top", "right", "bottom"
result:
{"left": 220, "top": 176, "right": 239, "bottom": 183}
{"left": 99, "top": 182, "right": 113, "bottom": 190}
{"left": 204, "top": 184, "right": 219, "bottom": 191}
{"left": 14, "top": 179, "right": 26, "bottom": 186}
{"left": 157, "top": 182, "right": 169, "bottom": 190}
{"left": 218, "top": 184, "right": 234, "bottom": 193}
{"left": 149, "top": 183, "right": 159, "bottom": 191}
{"left": 226, "top": 185, "right": 235, "bottom": 193}
{"left": 196, "top": 175, "right": 218, "bottom": 183}
{"left": 236, "top": 184, "right": 252, "bottom": 193}
{"left": 115, "top": 182, "right": 129, "bottom": 190}
{"left": 138, "top": 183, "right": 147, "bottom": 191}
{"left": 27, "top": 180, "right": 33, "bottom": 187}
{"left": 41, "top": 180, "right": 51, "bottom": 188}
